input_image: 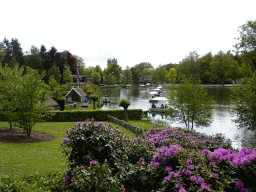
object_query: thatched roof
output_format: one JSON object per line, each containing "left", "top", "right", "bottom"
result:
{"left": 44, "top": 97, "right": 59, "bottom": 107}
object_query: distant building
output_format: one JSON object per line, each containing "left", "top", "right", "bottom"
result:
{"left": 107, "top": 58, "right": 117, "bottom": 64}
{"left": 65, "top": 88, "right": 87, "bottom": 103}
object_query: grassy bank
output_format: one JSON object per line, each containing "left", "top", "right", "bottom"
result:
{"left": 0, "top": 121, "right": 139, "bottom": 178}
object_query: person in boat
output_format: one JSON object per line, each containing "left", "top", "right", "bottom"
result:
{"left": 160, "top": 104, "right": 164, "bottom": 109}
{"left": 152, "top": 103, "right": 156, "bottom": 108}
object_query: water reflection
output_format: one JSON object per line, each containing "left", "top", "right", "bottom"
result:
{"left": 99, "top": 86, "right": 256, "bottom": 150}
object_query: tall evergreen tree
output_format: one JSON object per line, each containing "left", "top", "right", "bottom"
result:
{"left": 24, "top": 45, "right": 43, "bottom": 73}
{"left": 0, "top": 38, "right": 12, "bottom": 65}
{"left": 11, "top": 38, "right": 25, "bottom": 66}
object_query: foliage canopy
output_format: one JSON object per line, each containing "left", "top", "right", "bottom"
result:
{"left": 167, "top": 79, "right": 215, "bottom": 130}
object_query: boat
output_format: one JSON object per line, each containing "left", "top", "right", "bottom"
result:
{"left": 149, "top": 96, "right": 169, "bottom": 113}
{"left": 103, "top": 99, "right": 110, "bottom": 103}
{"left": 126, "top": 84, "right": 132, "bottom": 89}
{"left": 154, "top": 88, "right": 162, "bottom": 93}
{"left": 149, "top": 96, "right": 167, "bottom": 102}
{"left": 102, "top": 93, "right": 111, "bottom": 103}
{"left": 104, "top": 94, "right": 112, "bottom": 97}
{"left": 149, "top": 107, "right": 167, "bottom": 113}
{"left": 139, "top": 84, "right": 146, "bottom": 89}
{"left": 146, "top": 83, "right": 150, "bottom": 88}
{"left": 149, "top": 91, "right": 161, "bottom": 97}
{"left": 157, "top": 85, "right": 163, "bottom": 91}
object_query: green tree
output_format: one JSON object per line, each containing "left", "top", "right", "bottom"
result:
{"left": 235, "top": 19, "right": 256, "bottom": 53}
{"left": 141, "top": 68, "right": 152, "bottom": 81}
{"left": 152, "top": 65, "right": 168, "bottom": 83}
{"left": 73, "top": 55, "right": 86, "bottom": 70}
{"left": 85, "top": 66, "right": 95, "bottom": 80}
{"left": 176, "top": 51, "right": 199, "bottom": 81}
{"left": 1, "top": 37, "right": 25, "bottom": 67}
{"left": 105, "top": 73, "right": 117, "bottom": 85}
{"left": 0, "top": 64, "right": 24, "bottom": 128}
{"left": 0, "top": 38, "right": 12, "bottom": 65}
{"left": 24, "top": 45, "right": 44, "bottom": 73}
{"left": 91, "top": 72, "right": 101, "bottom": 84}
{"left": 95, "top": 65, "right": 104, "bottom": 84}
{"left": 197, "top": 52, "right": 213, "bottom": 84}
{"left": 130, "top": 67, "right": 140, "bottom": 84}
{"left": 132, "top": 62, "right": 154, "bottom": 82}
{"left": 119, "top": 99, "right": 131, "bottom": 122}
{"left": 106, "top": 62, "right": 122, "bottom": 83}
{"left": 89, "top": 94, "right": 99, "bottom": 110}
{"left": 122, "top": 65, "right": 133, "bottom": 85}
{"left": 0, "top": 46, "right": 5, "bottom": 64}
{"left": 163, "top": 63, "right": 178, "bottom": 72}
{"left": 136, "top": 62, "right": 154, "bottom": 73}
{"left": 16, "top": 68, "right": 51, "bottom": 137}
{"left": 63, "top": 65, "right": 72, "bottom": 84}
{"left": 46, "top": 63, "right": 62, "bottom": 83}
{"left": 230, "top": 72, "right": 256, "bottom": 130}
{"left": 209, "top": 51, "right": 238, "bottom": 84}
{"left": 240, "top": 59, "right": 253, "bottom": 78}
{"left": 49, "top": 75, "right": 59, "bottom": 92}
{"left": 166, "top": 68, "right": 177, "bottom": 83}
{"left": 167, "top": 79, "right": 215, "bottom": 130}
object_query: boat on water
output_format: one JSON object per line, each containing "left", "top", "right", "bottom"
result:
{"left": 149, "top": 96, "right": 169, "bottom": 113}
{"left": 126, "top": 84, "right": 132, "bottom": 89}
{"left": 139, "top": 84, "right": 146, "bottom": 89}
{"left": 149, "top": 91, "right": 161, "bottom": 97}
{"left": 154, "top": 88, "right": 162, "bottom": 93}
{"left": 149, "top": 107, "right": 167, "bottom": 113}
{"left": 149, "top": 96, "right": 167, "bottom": 102}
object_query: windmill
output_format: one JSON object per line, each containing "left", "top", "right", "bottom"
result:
{"left": 69, "top": 66, "right": 86, "bottom": 87}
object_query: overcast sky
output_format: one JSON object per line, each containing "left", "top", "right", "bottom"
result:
{"left": 1, "top": 0, "right": 255, "bottom": 70}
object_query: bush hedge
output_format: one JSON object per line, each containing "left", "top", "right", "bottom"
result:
{"left": 46, "top": 109, "right": 142, "bottom": 122}
{"left": 108, "top": 115, "right": 144, "bottom": 135}
{"left": 60, "top": 120, "right": 256, "bottom": 192}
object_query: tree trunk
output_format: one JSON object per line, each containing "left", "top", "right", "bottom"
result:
{"left": 93, "top": 100, "right": 96, "bottom": 110}
{"left": 124, "top": 108, "right": 128, "bottom": 122}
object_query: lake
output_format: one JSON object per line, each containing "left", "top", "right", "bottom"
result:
{"left": 99, "top": 85, "right": 256, "bottom": 150}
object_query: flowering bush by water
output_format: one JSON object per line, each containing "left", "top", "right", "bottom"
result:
{"left": 62, "top": 119, "right": 256, "bottom": 191}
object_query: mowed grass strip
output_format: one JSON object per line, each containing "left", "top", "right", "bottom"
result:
{"left": 0, "top": 121, "right": 137, "bottom": 178}
{"left": 128, "top": 120, "right": 154, "bottom": 131}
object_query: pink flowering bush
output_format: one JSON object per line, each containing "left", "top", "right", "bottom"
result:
{"left": 68, "top": 159, "right": 125, "bottom": 192}
{"left": 62, "top": 120, "right": 256, "bottom": 192}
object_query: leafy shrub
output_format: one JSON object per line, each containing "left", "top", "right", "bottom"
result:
{"left": 62, "top": 119, "right": 156, "bottom": 191}
{"left": 68, "top": 160, "right": 125, "bottom": 192}
{"left": 0, "top": 172, "right": 67, "bottom": 192}
{"left": 47, "top": 109, "right": 142, "bottom": 122}
{"left": 61, "top": 120, "right": 256, "bottom": 192}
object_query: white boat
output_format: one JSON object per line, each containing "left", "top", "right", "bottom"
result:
{"left": 149, "top": 91, "right": 161, "bottom": 97}
{"left": 139, "top": 84, "right": 146, "bottom": 88}
{"left": 126, "top": 84, "right": 132, "bottom": 88}
{"left": 154, "top": 88, "right": 162, "bottom": 93}
{"left": 149, "top": 96, "right": 168, "bottom": 113}
{"left": 149, "top": 96, "right": 167, "bottom": 102}
{"left": 149, "top": 107, "right": 167, "bottom": 113}
{"left": 146, "top": 83, "right": 150, "bottom": 88}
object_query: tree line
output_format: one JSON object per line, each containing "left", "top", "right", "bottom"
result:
{"left": 0, "top": 38, "right": 78, "bottom": 84}
{"left": 1, "top": 20, "right": 256, "bottom": 86}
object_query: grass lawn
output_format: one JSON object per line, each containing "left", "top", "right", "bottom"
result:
{"left": 0, "top": 121, "right": 137, "bottom": 178}
{"left": 128, "top": 120, "right": 153, "bottom": 131}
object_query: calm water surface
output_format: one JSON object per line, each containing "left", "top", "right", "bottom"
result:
{"left": 100, "top": 86, "right": 256, "bottom": 150}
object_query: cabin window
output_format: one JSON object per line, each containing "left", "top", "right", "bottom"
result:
{"left": 68, "top": 97, "right": 72, "bottom": 102}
